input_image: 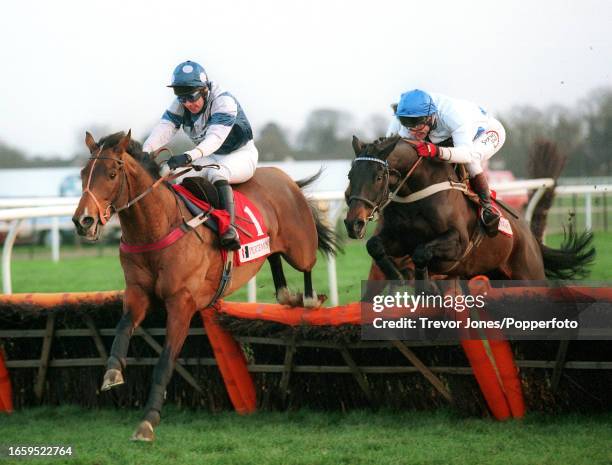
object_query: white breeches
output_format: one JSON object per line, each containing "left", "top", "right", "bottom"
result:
{"left": 438, "top": 118, "right": 506, "bottom": 177}
{"left": 176, "top": 140, "right": 258, "bottom": 185}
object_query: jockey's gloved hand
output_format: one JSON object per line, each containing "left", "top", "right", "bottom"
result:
{"left": 166, "top": 153, "right": 192, "bottom": 170}
{"left": 414, "top": 141, "right": 439, "bottom": 158}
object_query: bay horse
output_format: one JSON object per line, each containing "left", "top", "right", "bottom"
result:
{"left": 72, "top": 131, "right": 338, "bottom": 441}
{"left": 344, "top": 135, "right": 594, "bottom": 284}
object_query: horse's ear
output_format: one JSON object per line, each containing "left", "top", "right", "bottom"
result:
{"left": 85, "top": 132, "right": 98, "bottom": 154}
{"left": 351, "top": 135, "right": 364, "bottom": 156}
{"left": 116, "top": 130, "right": 132, "bottom": 153}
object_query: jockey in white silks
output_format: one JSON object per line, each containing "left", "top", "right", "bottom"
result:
{"left": 387, "top": 89, "right": 505, "bottom": 235}
{"left": 143, "top": 60, "right": 258, "bottom": 250}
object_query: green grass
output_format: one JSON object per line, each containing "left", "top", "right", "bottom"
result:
{"left": 1, "top": 241, "right": 374, "bottom": 303}
{"left": 7, "top": 254, "right": 125, "bottom": 293}
{"left": 0, "top": 407, "right": 611, "bottom": 465}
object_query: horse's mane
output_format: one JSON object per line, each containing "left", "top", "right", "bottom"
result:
{"left": 363, "top": 135, "right": 402, "bottom": 158}
{"left": 359, "top": 134, "right": 460, "bottom": 181}
{"left": 98, "top": 132, "right": 161, "bottom": 180}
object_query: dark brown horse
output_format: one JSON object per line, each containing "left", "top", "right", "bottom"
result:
{"left": 72, "top": 131, "right": 338, "bottom": 441}
{"left": 344, "top": 136, "right": 594, "bottom": 285}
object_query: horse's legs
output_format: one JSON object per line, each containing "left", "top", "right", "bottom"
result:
{"left": 302, "top": 271, "right": 319, "bottom": 308}
{"left": 366, "top": 235, "right": 403, "bottom": 280}
{"left": 132, "top": 290, "right": 196, "bottom": 442}
{"left": 412, "top": 229, "right": 464, "bottom": 294}
{"left": 268, "top": 253, "right": 295, "bottom": 305}
{"left": 412, "top": 229, "right": 464, "bottom": 272}
{"left": 101, "top": 286, "right": 150, "bottom": 391}
{"left": 268, "top": 253, "right": 320, "bottom": 308}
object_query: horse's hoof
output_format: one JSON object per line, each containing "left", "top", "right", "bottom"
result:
{"left": 101, "top": 368, "right": 124, "bottom": 391}
{"left": 131, "top": 420, "right": 155, "bottom": 442}
{"left": 303, "top": 292, "right": 325, "bottom": 308}
{"left": 276, "top": 287, "right": 297, "bottom": 306}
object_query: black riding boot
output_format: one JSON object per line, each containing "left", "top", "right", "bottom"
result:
{"left": 215, "top": 180, "right": 241, "bottom": 251}
{"left": 470, "top": 173, "right": 501, "bottom": 237}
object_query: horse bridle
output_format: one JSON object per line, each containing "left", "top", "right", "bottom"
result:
{"left": 348, "top": 154, "right": 423, "bottom": 222}
{"left": 83, "top": 145, "right": 193, "bottom": 225}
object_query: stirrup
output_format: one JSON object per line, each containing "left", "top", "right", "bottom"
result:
{"left": 479, "top": 205, "right": 501, "bottom": 237}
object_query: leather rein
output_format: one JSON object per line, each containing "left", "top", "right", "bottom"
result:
{"left": 83, "top": 145, "right": 192, "bottom": 225}
{"left": 348, "top": 153, "right": 423, "bottom": 223}
{"left": 348, "top": 141, "right": 483, "bottom": 274}
{"left": 83, "top": 145, "right": 233, "bottom": 307}
{"left": 349, "top": 140, "right": 470, "bottom": 223}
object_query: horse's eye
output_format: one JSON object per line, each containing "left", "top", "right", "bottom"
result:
{"left": 376, "top": 175, "right": 383, "bottom": 182}
{"left": 109, "top": 171, "right": 117, "bottom": 180}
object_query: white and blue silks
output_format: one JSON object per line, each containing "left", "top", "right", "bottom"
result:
{"left": 143, "top": 82, "right": 258, "bottom": 184}
{"left": 387, "top": 92, "right": 506, "bottom": 176}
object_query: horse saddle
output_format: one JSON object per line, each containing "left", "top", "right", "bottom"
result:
{"left": 181, "top": 177, "right": 220, "bottom": 209}
{"left": 173, "top": 177, "right": 271, "bottom": 264}
{"left": 173, "top": 177, "right": 221, "bottom": 233}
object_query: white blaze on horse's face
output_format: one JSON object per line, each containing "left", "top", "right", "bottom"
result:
{"left": 72, "top": 131, "right": 130, "bottom": 241}
{"left": 73, "top": 156, "right": 118, "bottom": 241}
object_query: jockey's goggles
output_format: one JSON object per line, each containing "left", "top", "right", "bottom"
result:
{"left": 399, "top": 115, "right": 432, "bottom": 130}
{"left": 177, "top": 90, "right": 202, "bottom": 104}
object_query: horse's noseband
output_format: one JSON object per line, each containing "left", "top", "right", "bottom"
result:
{"left": 348, "top": 152, "right": 423, "bottom": 224}
{"left": 347, "top": 156, "right": 392, "bottom": 221}
{"left": 83, "top": 144, "right": 131, "bottom": 225}
{"left": 84, "top": 146, "right": 199, "bottom": 225}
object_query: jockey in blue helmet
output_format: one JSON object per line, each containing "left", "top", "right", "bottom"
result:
{"left": 388, "top": 89, "right": 504, "bottom": 235}
{"left": 143, "top": 60, "right": 258, "bottom": 250}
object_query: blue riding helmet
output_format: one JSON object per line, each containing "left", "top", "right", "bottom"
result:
{"left": 167, "top": 60, "right": 209, "bottom": 88}
{"left": 396, "top": 89, "right": 438, "bottom": 117}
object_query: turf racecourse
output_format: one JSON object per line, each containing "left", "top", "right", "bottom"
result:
{"left": 1, "top": 407, "right": 611, "bottom": 465}
{"left": 1, "top": 233, "right": 611, "bottom": 464}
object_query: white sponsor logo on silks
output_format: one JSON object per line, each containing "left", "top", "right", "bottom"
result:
{"left": 481, "top": 130, "right": 500, "bottom": 148}
{"left": 498, "top": 216, "right": 513, "bottom": 236}
{"left": 238, "top": 236, "right": 271, "bottom": 263}
{"left": 182, "top": 65, "right": 194, "bottom": 73}
{"left": 243, "top": 206, "right": 265, "bottom": 237}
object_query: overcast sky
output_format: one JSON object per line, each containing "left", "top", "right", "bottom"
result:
{"left": 0, "top": 0, "right": 610, "bottom": 158}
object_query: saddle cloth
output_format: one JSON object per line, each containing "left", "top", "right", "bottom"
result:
{"left": 490, "top": 190, "right": 513, "bottom": 237}
{"left": 172, "top": 184, "right": 271, "bottom": 264}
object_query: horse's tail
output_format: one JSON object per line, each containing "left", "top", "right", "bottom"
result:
{"left": 527, "top": 139, "right": 567, "bottom": 242}
{"left": 539, "top": 225, "right": 595, "bottom": 280}
{"left": 296, "top": 169, "right": 343, "bottom": 257}
{"left": 295, "top": 169, "right": 323, "bottom": 189}
{"left": 526, "top": 139, "right": 595, "bottom": 279}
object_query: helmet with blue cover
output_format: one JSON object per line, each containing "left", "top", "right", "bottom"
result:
{"left": 396, "top": 89, "right": 437, "bottom": 129}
